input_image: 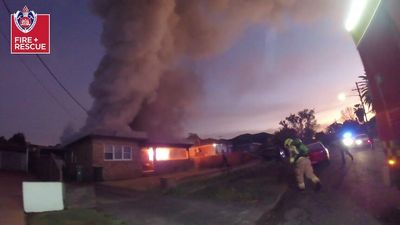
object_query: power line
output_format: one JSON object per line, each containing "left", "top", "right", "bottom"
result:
{"left": 0, "top": 0, "right": 9, "bottom": 13}
{"left": 1, "top": 0, "right": 89, "bottom": 114}
{"left": 34, "top": 55, "right": 89, "bottom": 114}
{"left": 0, "top": 27, "right": 76, "bottom": 119}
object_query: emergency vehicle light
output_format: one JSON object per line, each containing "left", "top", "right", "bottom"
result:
{"left": 343, "top": 132, "right": 352, "bottom": 138}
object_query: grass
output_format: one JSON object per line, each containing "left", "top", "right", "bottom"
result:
{"left": 168, "top": 162, "right": 288, "bottom": 203}
{"left": 28, "top": 208, "right": 125, "bottom": 225}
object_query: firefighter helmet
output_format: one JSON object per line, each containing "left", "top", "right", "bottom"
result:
{"left": 284, "top": 138, "right": 293, "bottom": 148}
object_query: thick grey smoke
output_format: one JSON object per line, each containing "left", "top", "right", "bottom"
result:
{"left": 82, "top": 0, "right": 344, "bottom": 139}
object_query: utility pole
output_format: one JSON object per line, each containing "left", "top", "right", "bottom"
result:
{"left": 354, "top": 82, "right": 368, "bottom": 122}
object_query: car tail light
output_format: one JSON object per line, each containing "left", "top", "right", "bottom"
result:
{"left": 388, "top": 158, "right": 396, "bottom": 166}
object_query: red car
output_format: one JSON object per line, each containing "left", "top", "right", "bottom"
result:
{"left": 307, "top": 142, "right": 330, "bottom": 165}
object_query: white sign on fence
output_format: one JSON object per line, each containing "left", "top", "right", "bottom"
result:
{"left": 23, "top": 182, "right": 64, "bottom": 212}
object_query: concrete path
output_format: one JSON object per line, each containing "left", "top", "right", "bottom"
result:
{"left": 0, "top": 171, "right": 33, "bottom": 225}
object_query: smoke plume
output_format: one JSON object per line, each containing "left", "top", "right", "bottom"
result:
{"left": 82, "top": 0, "right": 344, "bottom": 139}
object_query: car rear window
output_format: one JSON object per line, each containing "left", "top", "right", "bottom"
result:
{"left": 307, "top": 143, "right": 323, "bottom": 151}
{"left": 355, "top": 134, "right": 368, "bottom": 139}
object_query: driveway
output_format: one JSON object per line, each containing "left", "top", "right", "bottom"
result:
{"left": 259, "top": 146, "right": 400, "bottom": 225}
{"left": 0, "top": 171, "right": 33, "bottom": 225}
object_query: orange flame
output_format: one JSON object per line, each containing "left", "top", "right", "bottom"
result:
{"left": 147, "top": 147, "right": 170, "bottom": 161}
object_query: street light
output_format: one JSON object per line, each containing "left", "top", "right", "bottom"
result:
{"left": 338, "top": 92, "right": 347, "bottom": 102}
{"left": 337, "top": 92, "right": 359, "bottom": 102}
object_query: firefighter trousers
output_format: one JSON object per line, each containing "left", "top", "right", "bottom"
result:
{"left": 295, "top": 157, "right": 320, "bottom": 189}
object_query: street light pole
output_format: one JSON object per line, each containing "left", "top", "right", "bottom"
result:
{"left": 354, "top": 82, "right": 368, "bottom": 122}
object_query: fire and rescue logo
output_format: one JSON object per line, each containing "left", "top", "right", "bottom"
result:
{"left": 13, "top": 6, "right": 37, "bottom": 33}
{"left": 10, "top": 5, "right": 50, "bottom": 54}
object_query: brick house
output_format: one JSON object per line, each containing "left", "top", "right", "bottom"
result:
{"left": 142, "top": 141, "right": 193, "bottom": 175}
{"left": 189, "top": 140, "right": 232, "bottom": 158}
{"left": 187, "top": 140, "right": 256, "bottom": 169}
{"left": 64, "top": 134, "right": 145, "bottom": 181}
{"left": 64, "top": 134, "right": 192, "bottom": 181}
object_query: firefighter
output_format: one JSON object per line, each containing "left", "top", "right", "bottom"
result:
{"left": 340, "top": 145, "right": 354, "bottom": 165}
{"left": 284, "top": 138, "right": 321, "bottom": 191}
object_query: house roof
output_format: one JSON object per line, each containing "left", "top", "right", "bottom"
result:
{"left": 146, "top": 140, "right": 193, "bottom": 149}
{"left": 188, "top": 138, "right": 233, "bottom": 147}
{"left": 64, "top": 133, "right": 147, "bottom": 147}
{"left": 64, "top": 133, "right": 193, "bottom": 149}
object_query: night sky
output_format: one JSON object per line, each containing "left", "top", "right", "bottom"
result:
{"left": 0, "top": 0, "right": 363, "bottom": 145}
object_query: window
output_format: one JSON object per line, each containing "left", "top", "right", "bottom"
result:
{"left": 104, "top": 145, "right": 133, "bottom": 161}
{"left": 307, "top": 143, "right": 323, "bottom": 150}
{"left": 104, "top": 145, "right": 114, "bottom": 160}
{"left": 114, "top": 146, "right": 123, "bottom": 160}
{"left": 123, "top": 146, "right": 132, "bottom": 159}
{"left": 355, "top": 134, "right": 368, "bottom": 139}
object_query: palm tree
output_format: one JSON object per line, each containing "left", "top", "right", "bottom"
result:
{"left": 358, "top": 74, "right": 374, "bottom": 112}
{"left": 353, "top": 104, "right": 365, "bottom": 123}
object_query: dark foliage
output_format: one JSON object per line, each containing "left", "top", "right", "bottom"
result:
{"left": 7, "top": 132, "right": 26, "bottom": 145}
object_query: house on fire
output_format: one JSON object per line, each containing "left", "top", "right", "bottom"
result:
{"left": 189, "top": 139, "right": 232, "bottom": 158}
{"left": 189, "top": 140, "right": 256, "bottom": 169}
{"left": 63, "top": 134, "right": 193, "bottom": 181}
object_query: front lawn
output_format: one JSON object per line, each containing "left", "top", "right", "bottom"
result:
{"left": 169, "top": 162, "right": 288, "bottom": 203}
{"left": 28, "top": 208, "right": 125, "bottom": 225}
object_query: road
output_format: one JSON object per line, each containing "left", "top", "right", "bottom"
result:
{"left": 259, "top": 146, "right": 400, "bottom": 225}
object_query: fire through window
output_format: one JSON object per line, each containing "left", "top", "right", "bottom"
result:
{"left": 147, "top": 147, "right": 170, "bottom": 161}
{"left": 145, "top": 147, "right": 189, "bottom": 161}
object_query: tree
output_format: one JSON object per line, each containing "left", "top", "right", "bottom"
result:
{"left": 8, "top": 133, "right": 26, "bottom": 145}
{"left": 342, "top": 120, "right": 362, "bottom": 134}
{"left": 326, "top": 122, "right": 342, "bottom": 135}
{"left": 340, "top": 107, "right": 357, "bottom": 122}
{"left": 278, "top": 109, "right": 318, "bottom": 144}
{"left": 358, "top": 74, "right": 374, "bottom": 112}
{"left": 0, "top": 136, "right": 7, "bottom": 144}
{"left": 274, "top": 127, "right": 297, "bottom": 147}
{"left": 324, "top": 122, "right": 344, "bottom": 146}
{"left": 187, "top": 133, "right": 201, "bottom": 145}
{"left": 365, "top": 116, "right": 377, "bottom": 138}
{"left": 315, "top": 131, "right": 330, "bottom": 145}
{"left": 353, "top": 104, "right": 365, "bottom": 123}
